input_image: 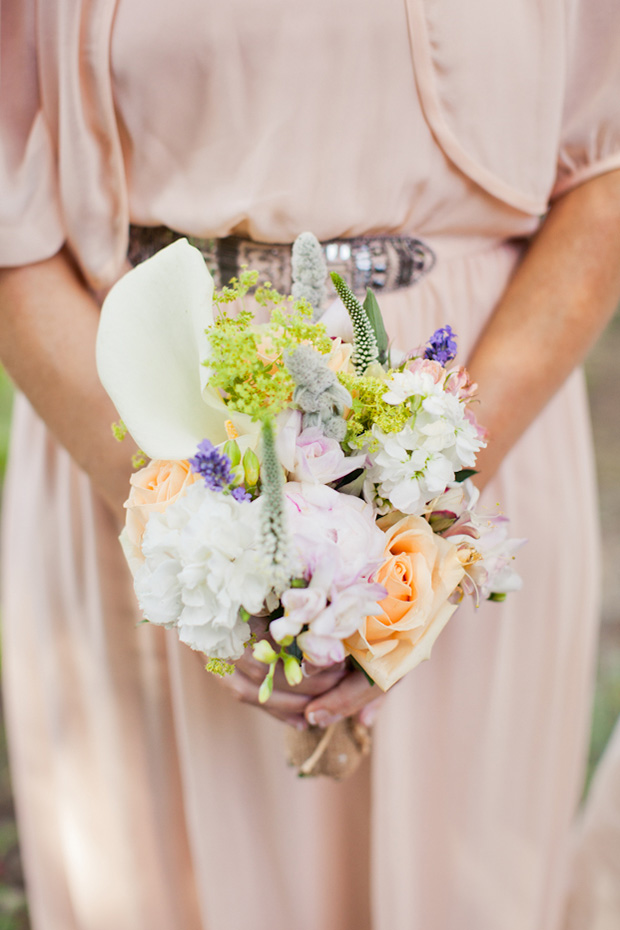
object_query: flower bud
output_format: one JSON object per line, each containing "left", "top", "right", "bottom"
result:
{"left": 243, "top": 448, "right": 260, "bottom": 488}
{"left": 258, "top": 674, "right": 274, "bottom": 704}
{"left": 222, "top": 439, "right": 241, "bottom": 468}
{"left": 283, "top": 655, "right": 303, "bottom": 687}
{"left": 253, "top": 640, "right": 278, "bottom": 664}
{"left": 229, "top": 464, "right": 245, "bottom": 487}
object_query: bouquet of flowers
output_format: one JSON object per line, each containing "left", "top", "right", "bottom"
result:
{"left": 96, "top": 233, "right": 523, "bottom": 778}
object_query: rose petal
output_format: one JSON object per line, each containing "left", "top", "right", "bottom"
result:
{"left": 96, "top": 239, "right": 222, "bottom": 459}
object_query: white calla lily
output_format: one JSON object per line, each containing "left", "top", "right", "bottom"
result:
{"left": 96, "top": 238, "right": 259, "bottom": 460}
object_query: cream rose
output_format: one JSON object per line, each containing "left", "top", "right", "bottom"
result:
{"left": 344, "top": 514, "right": 465, "bottom": 690}
{"left": 326, "top": 338, "right": 354, "bottom": 374}
{"left": 120, "top": 460, "right": 202, "bottom": 572}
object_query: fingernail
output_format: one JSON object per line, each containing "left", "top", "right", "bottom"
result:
{"left": 307, "top": 710, "right": 342, "bottom": 728}
{"left": 359, "top": 704, "right": 379, "bottom": 727}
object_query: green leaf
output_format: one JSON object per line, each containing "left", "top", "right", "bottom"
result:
{"left": 286, "top": 640, "right": 303, "bottom": 662}
{"left": 453, "top": 468, "right": 479, "bottom": 483}
{"left": 350, "top": 656, "right": 375, "bottom": 686}
{"left": 488, "top": 592, "right": 507, "bottom": 603}
{"left": 332, "top": 467, "right": 364, "bottom": 491}
{"left": 362, "top": 288, "right": 389, "bottom": 365}
{"left": 268, "top": 605, "right": 285, "bottom": 621}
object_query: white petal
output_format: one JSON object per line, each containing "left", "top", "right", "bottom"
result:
{"left": 96, "top": 239, "right": 224, "bottom": 459}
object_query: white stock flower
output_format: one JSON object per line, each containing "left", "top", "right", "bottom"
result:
{"left": 364, "top": 383, "right": 486, "bottom": 514}
{"left": 364, "top": 423, "right": 454, "bottom": 515}
{"left": 419, "top": 392, "right": 485, "bottom": 469}
{"left": 133, "top": 483, "right": 271, "bottom": 660}
{"left": 381, "top": 368, "right": 445, "bottom": 406}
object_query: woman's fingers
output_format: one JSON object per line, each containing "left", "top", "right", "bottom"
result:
{"left": 221, "top": 668, "right": 310, "bottom": 728}
{"left": 357, "top": 694, "right": 385, "bottom": 727}
{"left": 304, "top": 669, "right": 381, "bottom": 727}
{"left": 235, "top": 650, "right": 347, "bottom": 697}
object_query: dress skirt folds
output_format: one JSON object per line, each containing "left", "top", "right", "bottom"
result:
{"left": 1, "top": 2, "right": 620, "bottom": 929}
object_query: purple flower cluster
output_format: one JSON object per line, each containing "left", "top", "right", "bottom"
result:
{"left": 189, "top": 439, "right": 233, "bottom": 492}
{"left": 424, "top": 325, "right": 457, "bottom": 365}
{"left": 231, "top": 486, "right": 251, "bottom": 502}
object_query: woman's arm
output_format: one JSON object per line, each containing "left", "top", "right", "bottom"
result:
{"left": 304, "top": 167, "right": 620, "bottom": 726}
{"left": 0, "top": 248, "right": 136, "bottom": 518}
{"left": 469, "top": 167, "right": 620, "bottom": 488}
{"left": 0, "top": 249, "right": 140, "bottom": 518}
{"left": 0, "top": 247, "right": 335, "bottom": 727}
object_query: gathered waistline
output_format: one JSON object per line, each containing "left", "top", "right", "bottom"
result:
{"left": 127, "top": 225, "right": 438, "bottom": 299}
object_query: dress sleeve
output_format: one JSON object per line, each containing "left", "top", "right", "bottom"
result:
{"left": 551, "top": 0, "right": 620, "bottom": 199}
{"left": 0, "top": 1, "right": 65, "bottom": 267}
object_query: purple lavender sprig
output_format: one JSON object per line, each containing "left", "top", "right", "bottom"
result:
{"left": 189, "top": 439, "right": 233, "bottom": 491}
{"left": 424, "top": 325, "right": 457, "bottom": 365}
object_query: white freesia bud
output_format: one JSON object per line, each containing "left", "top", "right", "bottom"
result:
{"left": 253, "top": 640, "right": 278, "bottom": 664}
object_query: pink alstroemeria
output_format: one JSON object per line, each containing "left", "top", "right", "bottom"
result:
{"left": 445, "top": 366, "right": 478, "bottom": 400}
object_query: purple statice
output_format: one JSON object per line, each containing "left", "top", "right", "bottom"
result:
{"left": 231, "top": 486, "right": 251, "bottom": 502}
{"left": 189, "top": 439, "right": 233, "bottom": 492}
{"left": 424, "top": 325, "right": 458, "bottom": 365}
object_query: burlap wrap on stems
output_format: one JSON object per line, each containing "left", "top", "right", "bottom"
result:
{"left": 285, "top": 718, "right": 372, "bottom": 779}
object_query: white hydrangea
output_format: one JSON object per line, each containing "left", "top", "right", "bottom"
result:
{"left": 133, "top": 483, "right": 271, "bottom": 660}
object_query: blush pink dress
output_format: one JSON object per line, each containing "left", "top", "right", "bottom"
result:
{"left": 1, "top": 2, "right": 620, "bottom": 930}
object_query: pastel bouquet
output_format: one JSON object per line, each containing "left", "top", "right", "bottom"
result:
{"left": 96, "top": 232, "right": 522, "bottom": 778}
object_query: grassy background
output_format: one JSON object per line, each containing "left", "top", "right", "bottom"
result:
{"left": 0, "top": 316, "right": 618, "bottom": 927}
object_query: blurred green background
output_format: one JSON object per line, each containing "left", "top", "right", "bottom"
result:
{"left": 0, "top": 313, "right": 618, "bottom": 928}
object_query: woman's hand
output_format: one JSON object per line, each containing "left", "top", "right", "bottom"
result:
{"left": 218, "top": 651, "right": 350, "bottom": 729}
{"left": 215, "top": 618, "right": 350, "bottom": 728}
{"left": 303, "top": 665, "right": 386, "bottom": 729}
{"left": 220, "top": 652, "right": 385, "bottom": 730}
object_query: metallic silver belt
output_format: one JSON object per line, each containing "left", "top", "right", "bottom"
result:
{"left": 127, "top": 225, "right": 436, "bottom": 301}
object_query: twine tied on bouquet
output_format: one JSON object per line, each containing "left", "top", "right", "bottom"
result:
{"left": 285, "top": 718, "right": 372, "bottom": 779}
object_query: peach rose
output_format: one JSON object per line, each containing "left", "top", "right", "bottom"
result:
{"left": 344, "top": 514, "right": 465, "bottom": 691}
{"left": 120, "top": 459, "right": 202, "bottom": 572}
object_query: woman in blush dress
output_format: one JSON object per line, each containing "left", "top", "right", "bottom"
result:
{"left": 1, "top": 2, "right": 620, "bottom": 929}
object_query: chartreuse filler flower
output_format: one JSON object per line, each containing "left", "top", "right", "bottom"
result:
{"left": 97, "top": 233, "right": 523, "bottom": 775}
